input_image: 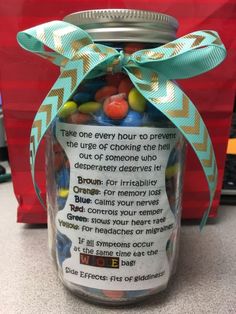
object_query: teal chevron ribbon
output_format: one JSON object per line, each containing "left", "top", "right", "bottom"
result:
{"left": 17, "top": 21, "right": 226, "bottom": 229}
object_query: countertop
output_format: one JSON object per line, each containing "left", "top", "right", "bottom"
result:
{"left": 0, "top": 180, "right": 236, "bottom": 314}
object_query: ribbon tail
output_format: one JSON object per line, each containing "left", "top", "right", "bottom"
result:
{"left": 125, "top": 66, "right": 217, "bottom": 228}
{"left": 30, "top": 46, "right": 118, "bottom": 207}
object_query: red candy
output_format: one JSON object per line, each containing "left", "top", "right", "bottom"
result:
{"left": 124, "top": 42, "right": 146, "bottom": 54}
{"left": 95, "top": 86, "right": 118, "bottom": 103}
{"left": 53, "top": 142, "right": 65, "bottom": 171}
{"left": 118, "top": 77, "right": 134, "bottom": 97}
{"left": 102, "top": 290, "right": 125, "bottom": 299}
{"left": 66, "top": 112, "right": 91, "bottom": 124}
{"left": 103, "top": 96, "right": 128, "bottom": 120}
{"left": 105, "top": 73, "right": 126, "bottom": 86}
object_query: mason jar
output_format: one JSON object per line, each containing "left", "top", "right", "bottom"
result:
{"left": 46, "top": 9, "right": 186, "bottom": 305}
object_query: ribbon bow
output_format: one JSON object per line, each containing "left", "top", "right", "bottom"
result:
{"left": 17, "top": 21, "right": 226, "bottom": 228}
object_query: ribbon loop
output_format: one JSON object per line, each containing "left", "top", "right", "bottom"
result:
{"left": 17, "top": 21, "right": 93, "bottom": 66}
{"left": 17, "top": 21, "right": 227, "bottom": 228}
{"left": 132, "top": 30, "right": 226, "bottom": 79}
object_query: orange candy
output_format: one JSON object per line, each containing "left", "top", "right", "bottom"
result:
{"left": 118, "top": 77, "right": 134, "bottom": 97}
{"left": 103, "top": 97, "right": 128, "bottom": 120}
{"left": 95, "top": 86, "right": 118, "bottom": 103}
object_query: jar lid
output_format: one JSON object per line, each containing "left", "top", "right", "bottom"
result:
{"left": 63, "top": 9, "right": 178, "bottom": 43}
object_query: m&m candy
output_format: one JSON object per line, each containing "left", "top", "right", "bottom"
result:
{"left": 128, "top": 88, "right": 147, "bottom": 112}
{"left": 104, "top": 98, "right": 129, "bottom": 120}
{"left": 58, "top": 101, "right": 77, "bottom": 119}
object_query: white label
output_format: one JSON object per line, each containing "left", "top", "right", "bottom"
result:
{"left": 56, "top": 122, "right": 179, "bottom": 290}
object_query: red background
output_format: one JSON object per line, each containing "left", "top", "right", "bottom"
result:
{"left": 0, "top": 0, "right": 235, "bottom": 223}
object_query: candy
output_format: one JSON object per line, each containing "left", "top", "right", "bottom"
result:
{"left": 66, "top": 112, "right": 91, "bottom": 124}
{"left": 128, "top": 88, "right": 146, "bottom": 112}
{"left": 102, "top": 290, "right": 125, "bottom": 299}
{"left": 147, "top": 102, "right": 169, "bottom": 121}
{"left": 165, "top": 164, "right": 179, "bottom": 179}
{"left": 105, "top": 73, "right": 126, "bottom": 86}
{"left": 103, "top": 93, "right": 126, "bottom": 106}
{"left": 56, "top": 232, "right": 72, "bottom": 265}
{"left": 80, "top": 79, "right": 106, "bottom": 94}
{"left": 104, "top": 98, "right": 129, "bottom": 120}
{"left": 94, "top": 112, "right": 116, "bottom": 126}
{"left": 58, "top": 188, "right": 69, "bottom": 198}
{"left": 57, "top": 196, "right": 67, "bottom": 210}
{"left": 95, "top": 86, "right": 118, "bottom": 103}
{"left": 58, "top": 101, "right": 77, "bottom": 119}
{"left": 124, "top": 42, "right": 146, "bottom": 54}
{"left": 54, "top": 72, "right": 183, "bottom": 303}
{"left": 56, "top": 167, "right": 70, "bottom": 189}
{"left": 78, "top": 101, "right": 102, "bottom": 114}
{"left": 73, "top": 92, "right": 92, "bottom": 104}
{"left": 118, "top": 77, "right": 134, "bottom": 97}
{"left": 126, "top": 289, "right": 149, "bottom": 298}
{"left": 120, "top": 110, "right": 143, "bottom": 126}
{"left": 53, "top": 142, "right": 65, "bottom": 171}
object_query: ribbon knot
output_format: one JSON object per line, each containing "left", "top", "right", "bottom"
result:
{"left": 106, "top": 50, "right": 131, "bottom": 73}
{"left": 17, "top": 21, "right": 226, "bottom": 228}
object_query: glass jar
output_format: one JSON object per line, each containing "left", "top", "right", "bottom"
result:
{"left": 46, "top": 9, "right": 186, "bottom": 305}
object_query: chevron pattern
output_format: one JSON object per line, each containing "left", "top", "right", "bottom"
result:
{"left": 142, "top": 51, "right": 165, "bottom": 60}
{"left": 167, "top": 95, "right": 189, "bottom": 117}
{"left": 136, "top": 72, "right": 159, "bottom": 91}
{"left": 164, "top": 42, "right": 184, "bottom": 56}
{"left": 183, "top": 34, "right": 205, "bottom": 47}
{"left": 150, "top": 81, "right": 175, "bottom": 103}
{"left": 48, "top": 88, "right": 64, "bottom": 109}
{"left": 193, "top": 128, "right": 208, "bottom": 151}
{"left": 204, "top": 31, "right": 223, "bottom": 45}
{"left": 60, "top": 69, "right": 77, "bottom": 91}
{"left": 38, "top": 104, "right": 52, "bottom": 124}
{"left": 73, "top": 53, "right": 91, "bottom": 74}
{"left": 71, "top": 37, "right": 92, "bottom": 54}
{"left": 181, "top": 111, "right": 200, "bottom": 134}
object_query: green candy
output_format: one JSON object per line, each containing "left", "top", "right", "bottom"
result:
{"left": 58, "top": 101, "right": 77, "bottom": 118}
{"left": 128, "top": 88, "right": 147, "bottom": 112}
{"left": 78, "top": 101, "right": 102, "bottom": 114}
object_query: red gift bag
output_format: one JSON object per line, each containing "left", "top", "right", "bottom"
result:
{"left": 0, "top": 0, "right": 235, "bottom": 223}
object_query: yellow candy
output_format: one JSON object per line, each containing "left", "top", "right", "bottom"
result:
{"left": 165, "top": 164, "right": 179, "bottom": 178}
{"left": 58, "top": 188, "right": 69, "bottom": 198}
{"left": 128, "top": 88, "right": 146, "bottom": 112}
{"left": 58, "top": 101, "right": 77, "bottom": 119}
{"left": 78, "top": 101, "right": 102, "bottom": 114}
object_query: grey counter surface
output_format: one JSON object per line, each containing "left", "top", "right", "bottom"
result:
{"left": 0, "top": 181, "right": 236, "bottom": 314}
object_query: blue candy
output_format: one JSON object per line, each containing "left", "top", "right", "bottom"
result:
{"left": 56, "top": 232, "right": 72, "bottom": 266}
{"left": 73, "top": 92, "right": 92, "bottom": 104}
{"left": 147, "top": 102, "right": 169, "bottom": 121}
{"left": 167, "top": 147, "right": 180, "bottom": 167}
{"left": 120, "top": 110, "right": 143, "bottom": 126}
{"left": 126, "top": 290, "right": 150, "bottom": 298}
{"left": 57, "top": 196, "right": 67, "bottom": 210}
{"left": 81, "top": 79, "right": 106, "bottom": 94}
{"left": 52, "top": 117, "right": 60, "bottom": 138}
{"left": 94, "top": 112, "right": 117, "bottom": 126}
{"left": 56, "top": 167, "right": 70, "bottom": 189}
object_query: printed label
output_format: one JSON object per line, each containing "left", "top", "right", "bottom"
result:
{"left": 56, "top": 122, "right": 180, "bottom": 290}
